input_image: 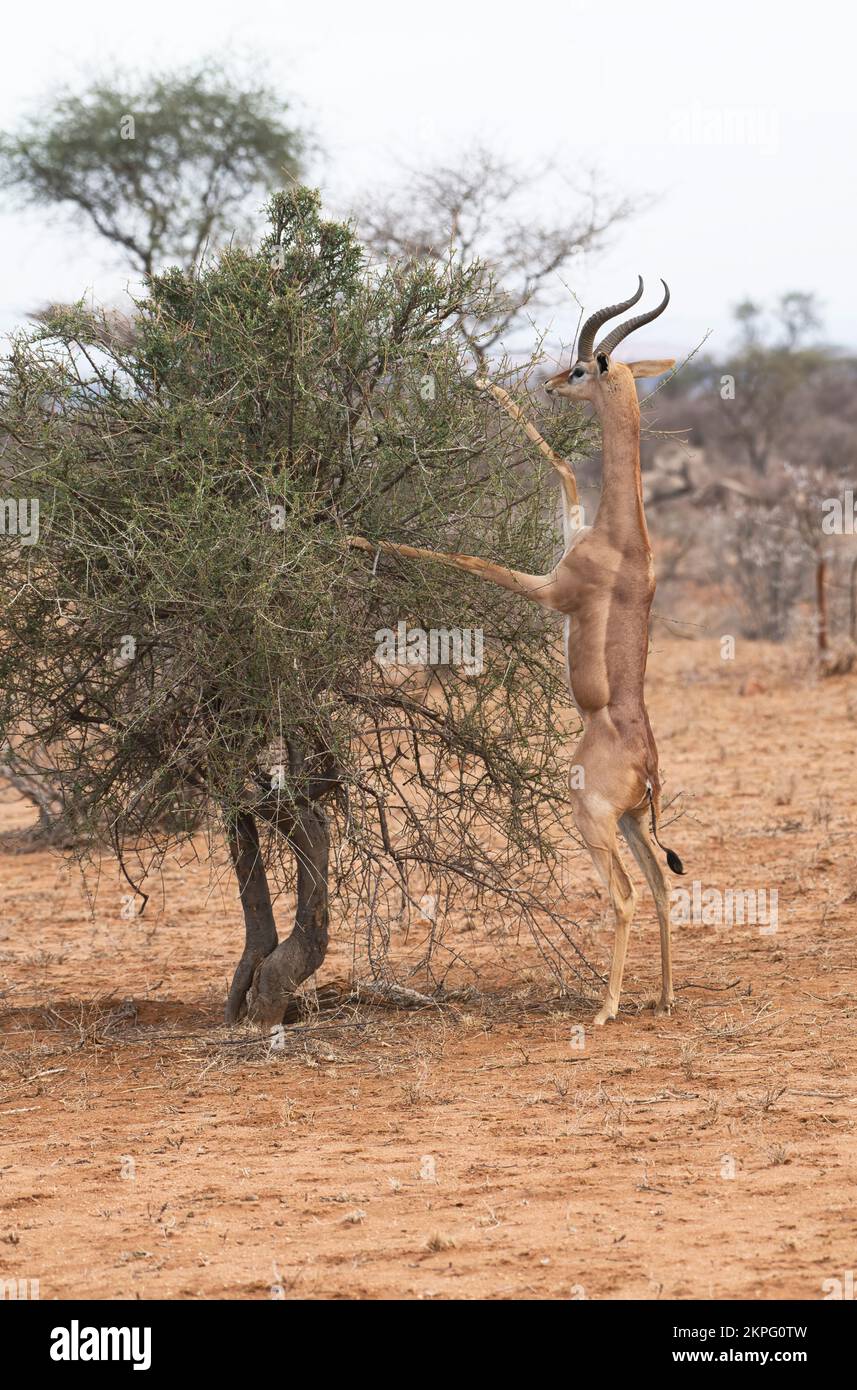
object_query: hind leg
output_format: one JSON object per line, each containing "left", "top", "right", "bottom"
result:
{"left": 573, "top": 796, "right": 638, "bottom": 1025}
{"left": 620, "top": 812, "right": 674, "bottom": 1015}
{"left": 592, "top": 851, "right": 637, "bottom": 1025}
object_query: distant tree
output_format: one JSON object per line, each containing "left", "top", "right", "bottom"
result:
{"left": 354, "top": 146, "right": 641, "bottom": 365}
{"left": 649, "top": 294, "right": 857, "bottom": 647}
{"left": 0, "top": 60, "right": 306, "bottom": 276}
{"left": 720, "top": 490, "right": 811, "bottom": 641}
{"left": 660, "top": 292, "right": 827, "bottom": 477}
{"left": 0, "top": 187, "right": 596, "bottom": 1023}
{"left": 733, "top": 292, "right": 822, "bottom": 352}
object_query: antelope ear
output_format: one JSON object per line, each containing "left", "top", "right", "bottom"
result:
{"left": 628, "top": 358, "right": 676, "bottom": 379}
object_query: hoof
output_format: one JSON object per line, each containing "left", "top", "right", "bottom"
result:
{"left": 593, "top": 1005, "right": 618, "bottom": 1027}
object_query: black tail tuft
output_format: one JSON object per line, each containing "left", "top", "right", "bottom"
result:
{"left": 646, "top": 782, "right": 685, "bottom": 875}
{"left": 665, "top": 848, "right": 685, "bottom": 875}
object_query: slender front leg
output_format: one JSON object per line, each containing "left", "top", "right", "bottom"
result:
{"left": 346, "top": 536, "right": 562, "bottom": 611}
{"left": 586, "top": 846, "right": 637, "bottom": 1026}
{"left": 475, "top": 377, "right": 581, "bottom": 519}
{"left": 570, "top": 793, "right": 638, "bottom": 1025}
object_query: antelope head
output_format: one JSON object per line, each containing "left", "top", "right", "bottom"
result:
{"left": 544, "top": 277, "right": 675, "bottom": 403}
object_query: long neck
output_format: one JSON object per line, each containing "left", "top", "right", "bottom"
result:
{"left": 593, "top": 387, "right": 648, "bottom": 544}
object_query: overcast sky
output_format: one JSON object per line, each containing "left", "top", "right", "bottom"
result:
{"left": 1, "top": 0, "right": 855, "bottom": 363}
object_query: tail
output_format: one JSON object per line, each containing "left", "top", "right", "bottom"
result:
{"left": 646, "top": 782, "right": 685, "bottom": 875}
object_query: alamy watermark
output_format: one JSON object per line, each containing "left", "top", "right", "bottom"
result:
{"left": 667, "top": 102, "right": 779, "bottom": 155}
{"left": 821, "top": 490, "right": 857, "bottom": 534}
{"left": 1, "top": 1277, "right": 40, "bottom": 1299}
{"left": 1, "top": 497, "right": 39, "bottom": 545}
{"left": 374, "top": 621, "right": 483, "bottom": 676}
{"left": 822, "top": 1270, "right": 855, "bottom": 1300}
{"left": 50, "top": 1320, "right": 151, "bottom": 1371}
{"left": 670, "top": 880, "right": 778, "bottom": 934}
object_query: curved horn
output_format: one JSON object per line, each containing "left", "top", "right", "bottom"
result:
{"left": 595, "top": 279, "right": 671, "bottom": 358}
{"left": 576, "top": 276, "right": 644, "bottom": 360}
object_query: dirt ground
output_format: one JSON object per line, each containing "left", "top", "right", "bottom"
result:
{"left": 1, "top": 637, "right": 855, "bottom": 1301}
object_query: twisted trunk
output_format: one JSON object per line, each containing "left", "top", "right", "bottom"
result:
{"left": 245, "top": 801, "right": 329, "bottom": 1028}
{"left": 224, "top": 810, "right": 278, "bottom": 1022}
{"left": 224, "top": 758, "right": 332, "bottom": 1027}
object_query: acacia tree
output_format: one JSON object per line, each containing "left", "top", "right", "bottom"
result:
{"left": 0, "top": 188, "right": 596, "bottom": 1025}
{"left": 0, "top": 61, "right": 305, "bottom": 276}
{"left": 0, "top": 60, "right": 306, "bottom": 830}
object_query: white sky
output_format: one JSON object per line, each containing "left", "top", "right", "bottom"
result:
{"left": 1, "top": 0, "right": 855, "bottom": 360}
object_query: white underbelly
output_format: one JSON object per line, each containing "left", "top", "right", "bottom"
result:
{"left": 560, "top": 522, "right": 589, "bottom": 712}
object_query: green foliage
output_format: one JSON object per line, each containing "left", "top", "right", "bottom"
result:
{"left": 0, "top": 187, "right": 594, "bottom": 974}
{"left": 0, "top": 60, "right": 305, "bottom": 274}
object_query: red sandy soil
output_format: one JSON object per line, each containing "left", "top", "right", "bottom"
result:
{"left": 1, "top": 638, "right": 855, "bottom": 1300}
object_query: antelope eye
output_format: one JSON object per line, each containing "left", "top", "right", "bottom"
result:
{"left": 571, "top": 367, "right": 585, "bottom": 380}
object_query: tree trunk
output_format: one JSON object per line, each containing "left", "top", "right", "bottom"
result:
{"left": 224, "top": 802, "right": 330, "bottom": 1028}
{"left": 816, "top": 557, "right": 829, "bottom": 656}
{"left": 0, "top": 747, "right": 71, "bottom": 848}
{"left": 224, "top": 810, "right": 278, "bottom": 1022}
{"left": 246, "top": 802, "right": 329, "bottom": 1027}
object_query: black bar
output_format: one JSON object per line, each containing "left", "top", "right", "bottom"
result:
{"left": 4, "top": 1297, "right": 851, "bottom": 1376}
